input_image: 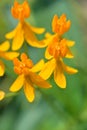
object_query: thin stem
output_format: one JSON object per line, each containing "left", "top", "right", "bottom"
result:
{"left": 5, "top": 92, "right": 18, "bottom": 98}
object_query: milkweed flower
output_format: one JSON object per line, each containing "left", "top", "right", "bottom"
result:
{"left": 45, "top": 34, "right": 74, "bottom": 59}
{"left": 39, "top": 35, "right": 78, "bottom": 88}
{"left": 10, "top": 53, "right": 51, "bottom": 102}
{"left": 5, "top": 1, "right": 47, "bottom": 50}
{"left": 39, "top": 14, "right": 78, "bottom": 88}
{"left": 0, "top": 41, "right": 19, "bottom": 76}
{"left": 0, "top": 90, "right": 5, "bottom": 101}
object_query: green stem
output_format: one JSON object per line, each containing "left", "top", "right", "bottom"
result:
{"left": 23, "top": 42, "right": 29, "bottom": 55}
{"left": 5, "top": 92, "right": 18, "bottom": 98}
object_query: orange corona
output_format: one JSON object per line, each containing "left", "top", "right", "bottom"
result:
{"left": 48, "top": 38, "right": 68, "bottom": 59}
{"left": 13, "top": 53, "right": 33, "bottom": 75}
{"left": 11, "top": 1, "right": 30, "bottom": 21}
{"left": 52, "top": 14, "right": 71, "bottom": 35}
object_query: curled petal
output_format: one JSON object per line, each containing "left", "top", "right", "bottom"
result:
{"left": 3, "top": 52, "right": 19, "bottom": 60}
{"left": 24, "top": 79, "right": 35, "bottom": 102}
{"left": 45, "top": 46, "right": 53, "bottom": 60}
{"left": 54, "top": 60, "right": 66, "bottom": 88}
{"left": 30, "top": 25, "right": 45, "bottom": 34}
{"left": 39, "top": 59, "right": 56, "bottom": 80}
{"left": 26, "top": 72, "right": 51, "bottom": 88}
{"left": 62, "top": 63, "right": 78, "bottom": 74}
{"left": 65, "top": 48, "right": 74, "bottom": 58}
{"left": 44, "top": 33, "right": 56, "bottom": 46}
{"left": 12, "top": 23, "right": 24, "bottom": 50}
{"left": 66, "top": 40, "right": 75, "bottom": 47}
{"left": 10, "top": 74, "right": 24, "bottom": 92}
{"left": 0, "top": 91, "right": 5, "bottom": 101}
{"left": 5, "top": 24, "right": 19, "bottom": 39}
{"left": 0, "top": 60, "right": 5, "bottom": 76}
{"left": 45, "top": 32, "right": 53, "bottom": 39}
{"left": 23, "top": 22, "right": 47, "bottom": 48}
{"left": 0, "top": 41, "right": 10, "bottom": 51}
{"left": 31, "top": 59, "right": 44, "bottom": 72}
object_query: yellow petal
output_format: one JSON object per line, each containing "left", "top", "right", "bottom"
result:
{"left": 0, "top": 91, "right": 5, "bottom": 101}
{"left": 62, "top": 63, "right": 78, "bottom": 74}
{"left": 65, "top": 48, "right": 74, "bottom": 58}
{"left": 44, "top": 33, "right": 56, "bottom": 45}
{"left": 5, "top": 29, "right": 16, "bottom": 39}
{"left": 30, "top": 59, "right": 44, "bottom": 72}
{"left": 5, "top": 24, "right": 19, "bottom": 39}
{"left": 3, "top": 52, "right": 19, "bottom": 60}
{"left": 0, "top": 41, "right": 10, "bottom": 51}
{"left": 0, "top": 60, "right": 5, "bottom": 76}
{"left": 45, "top": 32, "right": 53, "bottom": 39}
{"left": 12, "top": 23, "right": 24, "bottom": 50}
{"left": 24, "top": 79, "right": 35, "bottom": 102}
{"left": 26, "top": 71, "right": 51, "bottom": 88}
{"left": 45, "top": 46, "right": 53, "bottom": 60}
{"left": 23, "top": 22, "right": 47, "bottom": 48}
{"left": 30, "top": 24, "right": 45, "bottom": 34}
{"left": 54, "top": 60, "right": 66, "bottom": 88}
{"left": 66, "top": 40, "right": 75, "bottom": 47}
{"left": 39, "top": 59, "right": 56, "bottom": 80}
{"left": 10, "top": 74, "right": 24, "bottom": 92}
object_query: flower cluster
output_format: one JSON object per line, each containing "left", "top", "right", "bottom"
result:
{"left": 39, "top": 14, "right": 78, "bottom": 88}
{"left": 0, "top": 1, "right": 78, "bottom": 102}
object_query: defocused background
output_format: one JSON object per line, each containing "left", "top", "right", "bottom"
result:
{"left": 0, "top": 0, "right": 87, "bottom": 130}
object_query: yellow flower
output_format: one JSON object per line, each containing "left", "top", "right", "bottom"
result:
{"left": 0, "top": 90, "right": 5, "bottom": 101}
{"left": 45, "top": 34, "right": 74, "bottom": 59}
{"left": 10, "top": 53, "right": 51, "bottom": 102}
{"left": 5, "top": 1, "right": 46, "bottom": 51}
{"left": 52, "top": 14, "right": 71, "bottom": 35}
{"left": 39, "top": 35, "right": 78, "bottom": 88}
{"left": 0, "top": 41, "right": 19, "bottom": 76}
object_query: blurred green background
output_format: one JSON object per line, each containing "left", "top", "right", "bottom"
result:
{"left": 0, "top": 0, "right": 87, "bottom": 130}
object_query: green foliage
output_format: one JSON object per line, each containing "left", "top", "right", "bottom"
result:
{"left": 0, "top": 0, "right": 87, "bottom": 130}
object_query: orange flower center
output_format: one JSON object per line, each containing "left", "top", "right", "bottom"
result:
{"left": 11, "top": 1, "right": 30, "bottom": 21}
{"left": 52, "top": 14, "right": 71, "bottom": 35}
{"left": 48, "top": 38, "right": 68, "bottom": 59}
{"left": 13, "top": 53, "right": 33, "bottom": 75}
